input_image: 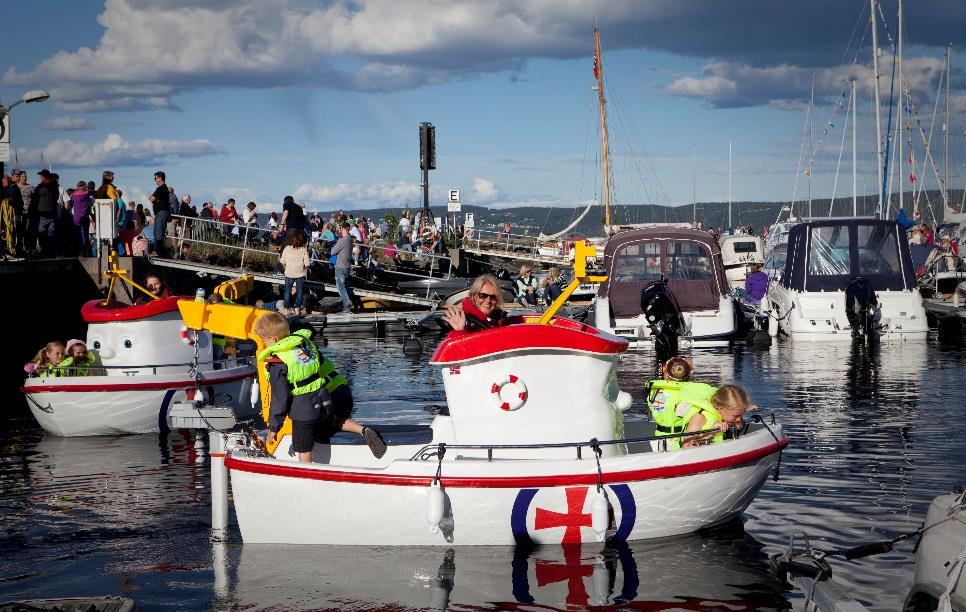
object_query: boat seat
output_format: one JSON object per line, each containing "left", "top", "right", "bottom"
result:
{"left": 329, "top": 424, "right": 433, "bottom": 446}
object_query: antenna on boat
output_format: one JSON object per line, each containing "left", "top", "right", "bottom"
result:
{"left": 593, "top": 27, "right": 613, "bottom": 230}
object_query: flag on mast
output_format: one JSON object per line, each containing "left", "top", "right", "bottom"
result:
{"left": 593, "top": 50, "right": 600, "bottom": 79}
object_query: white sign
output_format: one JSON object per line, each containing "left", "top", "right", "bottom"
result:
{"left": 0, "top": 144, "right": 9, "bottom": 163}
{"left": 448, "top": 189, "right": 460, "bottom": 203}
{"left": 94, "top": 199, "right": 117, "bottom": 244}
{"left": 0, "top": 114, "right": 11, "bottom": 162}
{"left": 464, "top": 212, "right": 475, "bottom": 228}
{"left": 447, "top": 201, "right": 461, "bottom": 213}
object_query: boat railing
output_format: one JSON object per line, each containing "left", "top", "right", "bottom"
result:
{"left": 25, "top": 357, "right": 253, "bottom": 378}
{"left": 461, "top": 228, "right": 555, "bottom": 258}
{"left": 409, "top": 413, "right": 779, "bottom": 461}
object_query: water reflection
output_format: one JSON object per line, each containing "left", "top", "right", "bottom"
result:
{"left": 224, "top": 522, "right": 787, "bottom": 610}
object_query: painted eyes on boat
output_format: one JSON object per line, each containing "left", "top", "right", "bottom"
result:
{"left": 123, "top": 339, "right": 133, "bottom": 349}
{"left": 92, "top": 341, "right": 101, "bottom": 350}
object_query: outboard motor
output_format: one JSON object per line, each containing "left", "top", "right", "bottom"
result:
{"left": 640, "top": 278, "right": 685, "bottom": 361}
{"left": 845, "top": 275, "right": 878, "bottom": 342}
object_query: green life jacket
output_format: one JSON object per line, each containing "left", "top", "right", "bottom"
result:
{"left": 59, "top": 353, "right": 100, "bottom": 376}
{"left": 667, "top": 402, "right": 724, "bottom": 450}
{"left": 645, "top": 379, "right": 717, "bottom": 434}
{"left": 42, "top": 362, "right": 67, "bottom": 377}
{"left": 258, "top": 329, "right": 347, "bottom": 396}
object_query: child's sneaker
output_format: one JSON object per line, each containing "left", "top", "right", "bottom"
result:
{"left": 362, "top": 426, "right": 387, "bottom": 459}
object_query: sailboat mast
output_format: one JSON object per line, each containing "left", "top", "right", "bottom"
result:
{"left": 871, "top": 0, "right": 885, "bottom": 216}
{"left": 808, "top": 76, "right": 814, "bottom": 218}
{"left": 897, "top": 0, "right": 904, "bottom": 217}
{"left": 944, "top": 44, "right": 951, "bottom": 219}
{"left": 852, "top": 77, "right": 858, "bottom": 216}
{"left": 594, "top": 27, "right": 613, "bottom": 228}
{"left": 728, "top": 142, "right": 732, "bottom": 229}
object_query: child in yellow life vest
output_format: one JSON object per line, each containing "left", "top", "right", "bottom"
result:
{"left": 253, "top": 312, "right": 386, "bottom": 463}
{"left": 59, "top": 339, "right": 103, "bottom": 376}
{"left": 24, "top": 341, "right": 66, "bottom": 376}
{"left": 679, "top": 385, "right": 752, "bottom": 449}
{"left": 646, "top": 356, "right": 716, "bottom": 438}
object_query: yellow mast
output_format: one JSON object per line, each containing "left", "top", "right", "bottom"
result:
{"left": 594, "top": 27, "right": 613, "bottom": 229}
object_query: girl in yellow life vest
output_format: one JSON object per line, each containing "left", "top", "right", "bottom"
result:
{"left": 645, "top": 356, "right": 716, "bottom": 436}
{"left": 679, "top": 385, "right": 752, "bottom": 449}
{"left": 59, "top": 339, "right": 103, "bottom": 376}
{"left": 24, "top": 341, "right": 66, "bottom": 377}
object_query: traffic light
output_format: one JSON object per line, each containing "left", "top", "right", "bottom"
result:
{"left": 419, "top": 122, "right": 436, "bottom": 170}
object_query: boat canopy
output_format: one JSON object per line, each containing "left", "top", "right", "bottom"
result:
{"left": 780, "top": 219, "right": 915, "bottom": 292}
{"left": 599, "top": 228, "right": 729, "bottom": 317}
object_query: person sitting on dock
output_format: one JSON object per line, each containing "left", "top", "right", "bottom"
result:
{"left": 253, "top": 312, "right": 386, "bottom": 463}
{"left": 515, "top": 265, "right": 539, "bottom": 307}
{"left": 442, "top": 274, "right": 508, "bottom": 332}
{"left": 679, "top": 385, "right": 752, "bottom": 449}
{"left": 24, "top": 341, "right": 66, "bottom": 377}
{"left": 59, "top": 339, "right": 103, "bottom": 376}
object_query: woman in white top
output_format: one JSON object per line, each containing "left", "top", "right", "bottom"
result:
{"left": 279, "top": 231, "right": 311, "bottom": 315}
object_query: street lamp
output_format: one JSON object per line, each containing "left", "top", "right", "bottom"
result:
{"left": 0, "top": 89, "right": 51, "bottom": 175}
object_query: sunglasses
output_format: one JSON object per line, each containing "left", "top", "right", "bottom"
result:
{"left": 477, "top": 291, "right": 499, "bottom": 302}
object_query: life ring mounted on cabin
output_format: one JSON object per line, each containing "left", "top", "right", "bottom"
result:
{"left": 181, "top": 326, "right": 198, "bottom": 346}
{"left": 490, "top": 374, "right": 528, "bottom": 411}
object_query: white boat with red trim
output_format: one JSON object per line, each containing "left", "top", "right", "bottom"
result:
{"left": 22, "top": 297, "right": 256, "bottom": 436}
{"left": 206, "top": 312, "right": 787, "bottom": 546}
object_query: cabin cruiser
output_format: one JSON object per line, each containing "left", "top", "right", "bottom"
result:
{"left": 719, "top": 234, "right": 764, "bottom": 292}
{"left": 593, "top": 228, "right": 737, "bottom": 345}
{"left": 767, "top": 219, "right": 927, "bottom": 341}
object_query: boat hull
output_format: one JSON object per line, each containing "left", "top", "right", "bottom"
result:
{"left": 225, "top": 425, "right": 785, "bottom": 546}
{"left": 22, "top": 365, "right": 255, "bottom": 436}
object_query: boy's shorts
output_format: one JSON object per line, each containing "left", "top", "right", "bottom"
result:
{"left": 291, "top": 419, "right": 317, "bottom": 453}
{"left": 313, "top": 385, "right": 354, "bottom": 443}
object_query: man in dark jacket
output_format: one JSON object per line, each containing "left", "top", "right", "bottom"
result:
{"left": 30, "top": 170, "right": 60, "bottom": 257}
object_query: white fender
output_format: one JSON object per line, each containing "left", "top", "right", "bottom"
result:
{"left": 613, "top": 390, "right": 632, "bottom": 412}
{"left": 250, "top": 379, "right": 260, "bottom": 408}
{"left": 427, "top": 481, "right": 445, "bottom": 534}
{"left": 591, "top": 555, "right": 612, "bottom": 606}
{"left": 768, "top": 303, "right": 779, "bottom": 337}
{"left": 591, "top": 487, "right": 611, "bottom": 542}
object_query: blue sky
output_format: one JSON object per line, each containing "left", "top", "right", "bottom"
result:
{"left": 2, "top": 0, "right": 964, "bottom": 215}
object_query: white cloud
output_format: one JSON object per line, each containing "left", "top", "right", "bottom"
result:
{"left": 472, "top": 178, "right": 498, "bottom": 201}
{"left": 14, "top": 132, "right": 225, "bottom": 168}
{"left": 41, "top": 116, "right": 95, "bottom": 131}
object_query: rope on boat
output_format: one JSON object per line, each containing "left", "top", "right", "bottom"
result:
{"left": 749, "top": 414, "right": 783, "bottom": 482}
{"left": 433, "top": 443, "right": 447, "bottom": 485}
{"left": 590, "top": 438, "right": 604, "bottom": 492}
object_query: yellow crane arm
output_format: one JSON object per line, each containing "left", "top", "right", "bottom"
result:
{"left": 177, "top": 301, "right": 281, "bottom": 450}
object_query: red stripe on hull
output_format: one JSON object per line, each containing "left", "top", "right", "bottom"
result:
{"left": 21, "top": 369, "right": 252, "bottom": 393}
{"left": 225, "top": 437, "right": 788, "bottom": 488}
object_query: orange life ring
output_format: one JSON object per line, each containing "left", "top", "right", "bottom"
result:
{"left": 180, "top": 327, "right": 198, "bottom": 346}
{"left": 490, "top": 374, "right": 528, "bottom": 411}
{"left": 420, "top": 226, "right": 433, "bottom": 241}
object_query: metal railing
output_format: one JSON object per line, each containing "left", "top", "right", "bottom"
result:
{"left": 25, "top": 357, "right": 252, "bottom": 378}
{"left": 409, "top": 413, "right": 779, "bottom": 461}
{"left": 461, "top": 229, "right": 565, "bottom": 259}
{"left": 167, "top": 213, "right": 277, "bottom": 272}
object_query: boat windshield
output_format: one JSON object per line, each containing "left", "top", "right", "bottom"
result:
{"left": 732, "top": 240, "right": 758, "bottom": 253}
{"left": 667, "top": 241, "right": 714, "bottom": 281}
{"left": 613, "top": 242, "right": 662, "bottom": 282}
{"left": 808, "top": 226, "right": 851, "bottom": 276}
{"left": 856, "top": 225, "right": 901, "bottom": 275}
{"left": 808, "top": 224, "right": 901, "bottom": 277}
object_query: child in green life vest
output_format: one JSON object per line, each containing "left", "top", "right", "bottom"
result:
{"left": 646, "top": 356, "right": 717, "bottom": 438}
{"left": 679, "top": 384, "right": 752, "bottom": 449}
{"left": 59, "top": 339, "right": 103, "bottom": 376}
{"left": 253, "top": 312, "right": 386, "bottom": 463}
{"left": 24, "top": 341, "right": 66, "bottom": 376}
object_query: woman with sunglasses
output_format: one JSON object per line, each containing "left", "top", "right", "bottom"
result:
{"left": 442, "top": 274, "right": 508, "bottom": 332}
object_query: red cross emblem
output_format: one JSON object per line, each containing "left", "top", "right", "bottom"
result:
{"left": 534, "top": 486, "right": 592, "bottom": 544}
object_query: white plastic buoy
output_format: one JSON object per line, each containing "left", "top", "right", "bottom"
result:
{"left": 427, "top": 481, "right": 445, "bottom": 534}
{"left": 210, "top": 432, "right": 228, "bottom": 541}
{"left": 250, "top": 379, "right": 260, "bottom": 408}
{"left": 613, "top": 390, "right": 633, "bottom": 412}
{"left": 591, "top": 487, "right": 611, "bottom": 542}
{"left": 767, "top": 304, "right": 779, "bottom": 337}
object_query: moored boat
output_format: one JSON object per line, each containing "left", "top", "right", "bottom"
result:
{"left": 22, "top": 296, "right": 256, "bottom": 436}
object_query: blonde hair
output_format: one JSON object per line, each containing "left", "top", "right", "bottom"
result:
{"left": 548, "top": 266, "right": 561, "bottom": 280}
{"left": 32, "top": 341, "right": 66, "bottom": 366}
{"left": 253, "top": 312, "right": 290, "bottom": 343}
{"left": 469, "top": 274, "right": 501, "bottom": 300}
{"left": 520, "top": 264, "right": 532, "bottom": 275}
{"left": 711, "top": 385, "right": 750, "bottom": 414}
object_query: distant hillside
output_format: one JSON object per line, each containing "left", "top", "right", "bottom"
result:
{"left": 295, "top": 188, "right": 962, "bottom": 237}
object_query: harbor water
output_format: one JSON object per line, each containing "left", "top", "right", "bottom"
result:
{"left": 1, "top": 334, "right": 964, "bottom": 610}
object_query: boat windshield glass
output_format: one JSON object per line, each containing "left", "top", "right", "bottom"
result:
{"left": 732, "top": 241, "right": 758, "bottom": 253}
{"left": 613, "top": 242, "right": 662, "bottom": 282}
{"left": 667, "top": 241, "right": 713, "bottom": 280}
{"left": 808, "top": 226, "right": 851, "bottom": 276}
{"left": 856, "top": 225, "right": 900, "bottom": 275}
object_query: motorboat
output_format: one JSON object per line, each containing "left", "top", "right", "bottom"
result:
{"left": 592, "top": 227, "right": 738, "bottom": 345}
{"left": 719, "top": 234, "right": 764, "bottom": 292}
{"left": 177, "top": 264, "right": 787, "bottom": 546}
{"left": 767, "top": 219, "right": 927, "bottom": 341}
{"left": 22, "top": 296, "right": 257, "bottom": 436}
{"left": 762, "top": 221, "right": 798, "bottom": 277}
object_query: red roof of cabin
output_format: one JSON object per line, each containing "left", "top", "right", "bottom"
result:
{"left": 430, "top": 317, "right": 628, "bottom": 364}
{"left": 81, "top": 296, "right": 189, "bottom": 323}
